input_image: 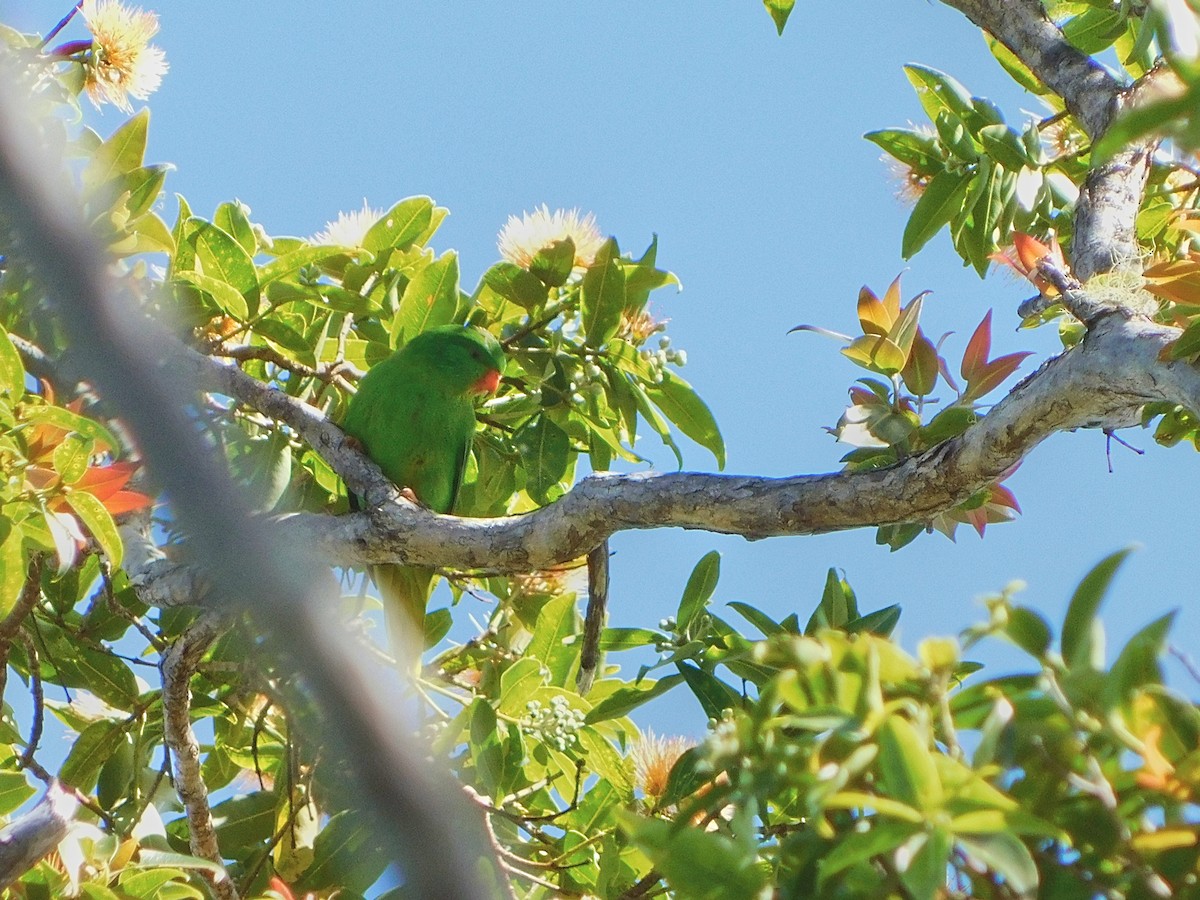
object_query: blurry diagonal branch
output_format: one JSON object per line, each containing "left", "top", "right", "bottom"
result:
{"left": 0, "top": 70, "right": 493, "bottom": 899}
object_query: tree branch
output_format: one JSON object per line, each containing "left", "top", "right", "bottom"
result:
{"left": 125, "top": 311, "right": 1196, "bottom": 607}
{"left": 161, "top": 616, "right": 238, "bottom": 900}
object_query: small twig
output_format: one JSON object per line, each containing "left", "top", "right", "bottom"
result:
{"left": 16, "top": 632, "right": 44, "bottom": 772}
{"left": 1169, "top": 645, "right": 1200, "bottom": 688}
{"left": 100, "top": 559, "right": 165, "bottom": 651}
{"left": 1104, "top": 428, "right": 1145, "bottom": 473}
{"left": 38, "top": 3, "right": 83, "bottom": 50}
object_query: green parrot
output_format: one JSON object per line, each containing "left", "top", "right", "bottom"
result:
{"left": 342, "top": 323, "right": 505, "bottom": 647}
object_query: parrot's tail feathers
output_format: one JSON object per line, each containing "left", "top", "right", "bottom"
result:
{"left": 371, "top": 563, "right": 435, "bottom": 659}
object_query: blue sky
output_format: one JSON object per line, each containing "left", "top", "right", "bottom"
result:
{"left": 12, "top": 1, "right": 1199, "bottom": 736}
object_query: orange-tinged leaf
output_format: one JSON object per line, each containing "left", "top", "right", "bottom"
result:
{"left": 100, "top": 490, "right": 153, "bottom": 516}
{"left": 858, "top": 286, "right": 893, "bottom": 336}
{"left": 960, "top": 310, "right": 994, "bottom": 382}
{"left": 1013, "top": 232, "right": 1051, "bottom": 273}
{"left": 990, "top": 483, "right": 1021, "bottom": 513}
{"left": 882, "top": 274, "right": 903, "bottom": 323}
{"left": 74, "top": 461, "right": 137, "bottom": 500}
{"left": 965, "top": 351, "right": 1033, "bottom": 401}
{"left": 843, "top": 335, "right": 907, "bottom": 375}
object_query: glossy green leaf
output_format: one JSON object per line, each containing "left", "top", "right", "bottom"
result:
{"left": 65, "top": 489, "right": 124, "bottom": 568}
{"left": 0, "top": 331, "right": 23, "bottom": 396}
{"left": 1063, "top": 7, "right": 1126, "bottom": 53}
{"left": 582, "top": 237, "right": 625, "bottom": 348}
{"left": 677, "top": 662, "right": 740, "bottom": 719}
{"left": 727, "top": 601, "right": 784, "bottom": 637}
{"left": 806, "top": 568, "right": 857, "bottom": 632}
{"left": 844, "top": 604, "right": 902, "bottom": 637}
{"left": 214, "top": 201, "right": 255, "bottom": 255}
{"left": 902, "top": 330, "right": 940, "bottom": 396}
{"left": 83, "top": 109, "right": 149, "bottom": 190}
{"left": 74, "top": 648, "right": 139, "bottom": 708}
{"left": 864, "top": 129, "right": 942, "bottom": 172}
{"left": 645, "top": 370, "right": 725, "bottom": 469}
{"left": 763, "top": 0, "right": 796, "bottom": 35}
{"left": 1105, "top": 610, "right": 1175, "bottom": 704}
{"left": 23, "top": 405, "right": 120, "bottom": 453}
{"left": 818, "top": 821, "right": 919, "bottom": 887}
{"left": 529, "top": 238, "right": 576, "bottom": 288}
{"left": 191, "top": 219, "right": 257, "bottom": 304}
{"left": 515, "top": 415, "right": 570, "bottom": 505}
{"left": 60, "top": 720, "right": 129, "bottom": 791}
{"left": 1005, "top": 606, "right": 1052, "bottom": 658}
{"left": 622, "top": 811, "right": 767, "bottom": 900}
{"left": 585, "top": 674, "right": 684, "bottom": 723}
{"left": 482, "top": 261, "right": 549, "bottom": 310}
{"left": 597, "top": 627, "right": 661, "bottom": 651}
{"left": 957, "top": 832, "right": 1039, "bottom": 895}
{"left": 470, "top": 699, "right": 502, "bottom": 796}
{"left": 526, "top": 593, "right": 577, "bottom": 686}
{"left": 293, "top": 810, "right": 389, "bottom": 894}
{"left": 978, "top": 124, "right": 1030, "bottom": 170}
{"left": 677, "top": 550, "right": 721, "bottom": 633}
{"left": 878, "top": 716, "right": 941, "bottom": 810}
{"left": 52, "top": 434, "right": 92, "bottom": 485}
{"left": 1062, "top": 548, "right": 1131, "bottom": 669}
{"left": 904, "top": 65, "right": 975, "bottom": 122}
{"left": 423, "top": 606, "right": 452, "bottom": 649}
{"left": 394, "top": 251, "right": 460, "bottom": 343}
{"left": 0, "top": 523, "right": 25, "bottom": 619}
{"left": 497, "top": 657, "right": 547, "bottom": 716}
{"left": 902, "top": 170, "right": 971, "bottom": 259}
{"left": 172, "top": 270, "right": 249, "bottom": 319}
{"left": 362, "top": 196, "right": 435, "bottom": 253}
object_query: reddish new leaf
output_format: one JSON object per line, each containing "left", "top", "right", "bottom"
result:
{"left": 960, "top": 310, "right": 994, "bottom": 383}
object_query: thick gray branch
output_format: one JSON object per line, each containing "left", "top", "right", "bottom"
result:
{"left": 939, "top": 0, "right": 1120, "bottom": 137}
{"left": 128, "top": 313, "right": 1199, "bottom": 606}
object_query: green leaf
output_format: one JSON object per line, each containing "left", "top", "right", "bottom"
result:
{"left": 979, "top": 124, "right": 1031, "bottom": 171}
{"left": 1005, "top": 606, "right": 1052, "bottom": 658}
{"left": 901, "top": 828, "right": 953, "bottom": 900}
{"left": 191, "top": 220, "right": 258, "bottom": 300}
{"left": 957, "top": 832, "right": 1039, "bottom": 895}
{"left": 470, "top": 699, "right": 502, "bottom": 797}
{"left": 393, "top": 251, "right": 460, "bottom": 344}
{"left": 526, "top": 593, "right": 578, "bottom": 686}
{"left": 1105, "top": 610, "right": 1175, "bottom": 704}
{"left": 904, "top": 65, "right": 975, "bottom": 122}
{"left": 864, "top": 129, "right": 942, "bottom": 173}
{"left": 902, "top": 170, "right": 971, "bottom": 259}
{"left": 259, "top": 246, "right": 358, "bottom": 286}
{"left": 582, "top": 237, "right": 625, "bottom": 348}
{"left": 806, "top": 568, "right": 858, "bottom": 632}
{"left": 727, "top": 601, "right": 784, "bottom": 637}
{"left": 481, "top": 262, "right": 549, "bottom": 310}
{"left": 73, "top": 649, "right": 139, "bottom": 708}
{"left": 294, "top": 810, "right": 389, "bottom": 893}
{"left": 362, "top": 196, "right": 435, "bottom": 253}
{"left": 844, "top": 604, "right": 901, "bottom": 637}
{"left": 497, "top": 658, "right": 547, "bottom": 717}
{"left": 423, "top": 607, "right": 452, "bottom": 649}
{"left": 0, "top": 523, "right": 25, "bottom": 619}
{"left": 52, "top": 434, "right": 92, "bottom": 485}
{"left": 645, "top": 370, "right": 726, "bottom": 469}
{"left": 623, "top": 235, "right": 681, "bottom": 313}
{"left": 597, "top": 627, "right": 661, "bottom": 651}
{"left": 1063, "top": 7, "right": 1126, "bottom": 53}
{"left": 1094, "top": 82, "right": 1200, "bottom": 162}
{"left": 677, "top": 662, "right": 740, "bottom": 720}
{"left": 902, "top": 331, "right": 939, "bottom": 396}
{"left": 677, "top": 550, "right": 721, "bottom": 633}
{"left": 65, "top": 490, "right": 124, "bottom": 568}
{"left": 621, "top": 811, "right": 767, "bottom": 900}
{"left": 515, "top": 415, "right": 570, "bottom": 505}
{"left": 585, "top": 674, "right": 684, "bottom": 724}
{"left": 763, "top": 0, "right": 796, "bottom": 34}
{"left": 819, "top": 821, "right": 919, "bottom": 887}
{"left": 1061, "top": 548, "right": 1131, "bottom": 669}
{"left": 529, "top": 238, "right": 577, "bottom": 288}
{"left": 213, "top": 201, "right": 256, "bottom": 255}
{"left": 660, "top": 746, "right": 709, "bottom": 808}
{"left": 61, "top": 720, "right": 128, "bottom": 791}
{"left": 0, "top": 332, "right": 24, "bottom": 396}
{"left": 83, "top": 109, "right": 149, "bottom": 191}
{"left": 172, "top": 271, "right": 249, "bottom": 319}
{"left": 23, "top": 405, "right": 120, "bottom": 453}
{"left": 0, "top": 771, "right": 34, "bottom": 816}
{"left": 877, "top": 716, "right": 941, "bottom": 810}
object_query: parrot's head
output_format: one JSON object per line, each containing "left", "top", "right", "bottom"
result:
{"left": 409, "top": 324, "right": 505, "bottom": 396}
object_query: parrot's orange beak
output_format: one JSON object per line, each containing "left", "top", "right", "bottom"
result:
{"left": 471, "top": 368, "right": 501, "bottom": 395}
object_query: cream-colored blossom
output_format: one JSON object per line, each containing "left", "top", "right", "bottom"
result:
{"left": 311, "top": 201, "right": 382, "bottom": 247}
{"left": 497, "top": 205, "right": 604, "bottom": 270}
{"left": 80, "top": 0, "right": 168, "bottom": 112}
